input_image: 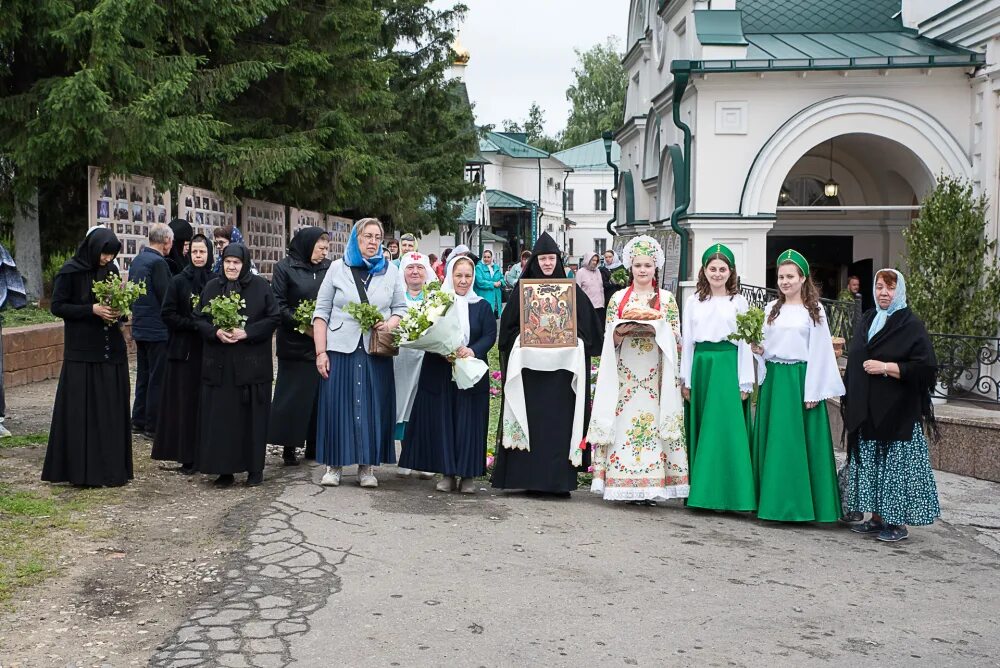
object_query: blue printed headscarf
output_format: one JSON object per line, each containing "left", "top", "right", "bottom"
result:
{"left": 344, "top": 219, "right": 388, "bottom": 276}
{"left": 868, "top": 268, "right": 907, "bottom": 341}
{"left": 212, "top": 226, "right": 246, "bottom": 274}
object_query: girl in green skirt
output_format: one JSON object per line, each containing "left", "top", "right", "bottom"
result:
{"left": 752, "top": 250, "right": 845, "bottom": 522}
{"left": 680, "top": 245, "right": 757, "bottom": 511}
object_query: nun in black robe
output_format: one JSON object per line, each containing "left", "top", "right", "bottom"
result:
{"left": 268, "top": 226, "right": 331, "bottom": 465}
{"left": 165, "top": 218, "right": 194, "bottom": 275}
{"left": 152, "top": 234, "right": 214, "bottom": 471}
{"left": 193, "top": 244, "right": 280, "bottom": 486}
{"left": 42, "top": 228, "right": 133, "bottom": 487}
{"left": 492, "top": 232, "right": 603, "bottom": 494}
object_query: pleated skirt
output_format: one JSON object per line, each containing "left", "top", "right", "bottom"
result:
{"left": 752, "top": 361, "right": 841, "bottom": 522}
{"left": 42, "top": 360, "right": 133, "bottom": 487}
{"left": 315, "top": 341, "right": 397, "bottom": 467}
{"left": 152, "top": 357, "right": 201, "bottom": 465}
{"left": 398, "top": 358, "right": 489, "bottom": 478}
{"left": 685, "top": 341, "right": 756, "bottom": 511}
{"left": 268, "top": 359, "right": 319, "bottom": 451}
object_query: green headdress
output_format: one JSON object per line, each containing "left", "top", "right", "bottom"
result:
{"left": 777, "top": 248, "right": 809, "bottom": 277}
{"left": 701, "top": 243, "right": 735, "bottom": 269}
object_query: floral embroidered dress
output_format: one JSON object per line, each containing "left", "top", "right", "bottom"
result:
{"left": 589, "top": 288, "right": 689, "bottom": 501}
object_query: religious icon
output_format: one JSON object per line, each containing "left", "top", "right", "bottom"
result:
{"left": 518, "top": 279, "right": 577, "bottom": 348}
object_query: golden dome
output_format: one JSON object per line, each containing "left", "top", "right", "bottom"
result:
{"left": 452, "top": 36, "right": 470, "bottom": 65}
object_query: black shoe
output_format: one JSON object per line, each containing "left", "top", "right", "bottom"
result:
{"left": 178, "top": 464, "right": 195, "bottom": 475}
{"left": 213, "top": 474, "right": 235, "bottom": 488}
{"left": 144, "top": 430, "right": 156, "bottom": 440}
{"left": 131, "top": 422, "right": 145, "bottom": 433}
{"left": 282, "top": 447, "right": 299, "bottom": 466}
{"left": 246, "top": 471, "right": 264, "bottom": 487}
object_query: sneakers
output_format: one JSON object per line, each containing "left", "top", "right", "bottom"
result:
{"left": 849, "top": 519, "right": 885, "bottom": 534}
{"left": 358, "top": 465, "right": 378, "bottom": 488}
{"left": 459, "top": 477, "right": 477, "bottom": 494}
{"left": 435, "top": 476, "right": 456, "bottom": 493}
{"left": 877, "top": 525, "right": 909, "bottom": 542}
{"left": 0, "top": 422, "right": 11, "bottom": 438}
{"left": 320, "top": 466, "right": 342, "bottom": 487}
{"left": 415, "top": 471, "right": 435, "bottom": 480}
{"left": 396, "top": 467, "right": 412, "bottom": 478}
{"left": 839, "top": 511, "right": 864, "bottom": 524}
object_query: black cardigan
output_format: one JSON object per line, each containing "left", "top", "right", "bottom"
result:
{"left": 843, "top": 307, "right": 937, "bottom": 444}
{"left": 50, "top": 269, "right": 127, "bottom": 363}
{"left": 194, "top": 275, "right": 280, "bottom": 386}
{"left": 161, "top": 270, "right": 203, "bottom": 362}
{"left": 270, "top": 255, "right": 330, "bottom": 361}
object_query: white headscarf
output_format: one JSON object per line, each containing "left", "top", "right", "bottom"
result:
{"left": 603, "top": 249, "right": 623, "bottom": 270}
{"left": 398, "top": 251, "right": 436, "bottom": 286}
{"left": 443, "top": 254, "right": 482, "bottom": 346}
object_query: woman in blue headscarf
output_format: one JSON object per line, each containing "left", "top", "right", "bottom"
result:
{"left": 312, "top": 218, "right": 407, "bottom": 489}
{"left": 841, "top": 268, "right": 939, "bottom": 543}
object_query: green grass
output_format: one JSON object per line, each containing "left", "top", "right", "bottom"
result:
{"left": 0, "top": 481, "right": 121, "bottom": 606}
{"left": 1, "top": 305, "right": 59, "bottom": 328}
{"left": 0, "top": 432, "right": 48, "bottom": 450}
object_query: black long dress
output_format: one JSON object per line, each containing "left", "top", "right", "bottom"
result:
{"left": 399, "top": 298, "right": 497, "bottom": 477}
{"left": 268, "top": 227, "right": 331, "bottom": 457}
{"left": 492, "top": 232, "right": 603, "bottom": 493}
{"left": 42, "top": 229, "right": 133, "bottom": 487}
{"left": 193, "top": 244, "right": 280, "bottom": 476}
{"left": 152, "top": 244, "right": 214, "bottom": 466}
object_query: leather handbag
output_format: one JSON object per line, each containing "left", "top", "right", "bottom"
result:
{"left": 349, "top": 267, "right": 398, "bottom": 358}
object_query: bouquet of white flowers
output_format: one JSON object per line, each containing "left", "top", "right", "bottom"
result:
{"left": 393, "top": 282, "right": 488, "bottom": 389}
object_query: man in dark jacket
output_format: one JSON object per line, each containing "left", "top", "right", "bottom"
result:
{"left": 129, "top": 222, "right": 174, "bottom": 437}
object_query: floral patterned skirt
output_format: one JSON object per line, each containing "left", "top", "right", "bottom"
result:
{"left": 845, "top": 423, "right": 940, "bottom": 526}
{"left": 590, "top": 332, "right": 689, "bottom": 502}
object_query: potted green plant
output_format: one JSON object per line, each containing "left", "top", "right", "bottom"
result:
{"left": 903, "top": 175, "right": 1000, "bottom": 403}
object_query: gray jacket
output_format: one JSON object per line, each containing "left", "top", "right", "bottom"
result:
{"left": 313, "top": 260, "right": 407, "bottom": 354}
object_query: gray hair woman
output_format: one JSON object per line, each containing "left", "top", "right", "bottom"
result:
{"left": 313, "top": 218, "right": 407, "bottom": 488}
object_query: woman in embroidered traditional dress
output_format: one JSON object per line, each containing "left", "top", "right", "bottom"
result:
{"left": 842, "top": 269, "right": 939, "bottom": 543}
{"left": 588, "top": 236, "right": 688, "bottom": 505}
{"left": 393, "top": 251, "right": 437, "bottom": 480}
{"left": 752, "top": 250, "right": 844, "bottom": 522}
{"left": 680, "top": 244, "right": 756, "bottom": 511}
{"left": 400, "top": 256, "right": 497, "bottom": 493}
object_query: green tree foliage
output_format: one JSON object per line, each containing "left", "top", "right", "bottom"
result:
{"left": 562, "top": 37, "right": 626, "bottom": 149}
{"left": 903, "top": 175, "right": 1000, "bottom": 338}
{"left": 501, "top": 102, "right": 560, "bottom": 153}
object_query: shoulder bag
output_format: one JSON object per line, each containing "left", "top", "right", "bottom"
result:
{"left": 349, "top": 266, "right": 398, "bottom": 358}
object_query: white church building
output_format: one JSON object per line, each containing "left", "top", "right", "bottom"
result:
{"left": 614, "top": 0, "right": 998, "bottom": 300}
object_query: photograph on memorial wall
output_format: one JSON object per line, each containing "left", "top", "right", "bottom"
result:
{"left": 327, "top": 215, "right": 352, "bottom": 260}
{"left": 178, "top": 184, "right": 236, "bottom": 239}
{"left": 88, "top": 167, "right": 171, "bottom": 274}
{"left": 289, "top": 208, "right": 327, "bottom": 260}
{"left": 242, "top": 198, "right": 286, "bottom": 279}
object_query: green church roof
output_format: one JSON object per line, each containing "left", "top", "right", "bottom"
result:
{"left": 457, "top": 189, "right": 534, "bottom": 223}
{"left": 553, "top": 138, "right": 621, "bottom": 171}
{"left": 479, "top": 131, "right": 551, "bottom": 160}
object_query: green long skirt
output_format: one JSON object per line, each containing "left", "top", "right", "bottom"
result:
{"left": 753, "top": 361, "right": 841, "bottom": 522}
{"left": 686, "top": 341, "right": 756, "bottom": 511}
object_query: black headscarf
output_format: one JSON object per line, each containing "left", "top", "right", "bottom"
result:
{"left": 220, "top": 243, "right": 253, "bottom": 295}
{"left": 59, "top": 227, "right": 122, "bottom": 280}
{"left": 288, "top": 226, "right": 328, "bottom": 266}
{"left": 521, "top": 232, "right": 566, "bottom": 280}
{"left": 843, "top": 306, "right": 937, "bottom": 455}
{"left": 183, "top": 234, "right": 215, "bottom": 295}
{"left": 166, "top": 218, "right": 194, "bottom": 275}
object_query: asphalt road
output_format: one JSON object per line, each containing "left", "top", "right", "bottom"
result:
{"left": 150, "top": 464, "right": 1000, "bottom": 667}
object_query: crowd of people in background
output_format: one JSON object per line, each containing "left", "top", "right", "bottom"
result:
{"left": 38, "top": 220, "right": 942, "bottom": 544}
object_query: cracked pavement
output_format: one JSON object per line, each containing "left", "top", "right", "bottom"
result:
{"left": 148, "top": 465, "right": 1000, "bottom": 667}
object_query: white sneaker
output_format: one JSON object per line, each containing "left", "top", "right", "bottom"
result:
{"left": 320, "top": 466, "right": 342, "bottom": 487}
{"left": 459, "top": 477, "right": 477, "bottom": 494}
{"left": 358, "top": 465, "right": 378, "bottom": 488}
{"left": 415, "top": 471, "right": 435, "bottom": 480}
{"left": 396, "top": 467, "right": 412, "bottom": 478}
{"left": 0, "top": 423, "right": 10, "bottom": 438}
{"left": 435, "top": 476, "right": 456, "bottom": 493}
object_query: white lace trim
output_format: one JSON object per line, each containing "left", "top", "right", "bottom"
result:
{"left": 590, "top": 480, "right": 690, "bottom": 501}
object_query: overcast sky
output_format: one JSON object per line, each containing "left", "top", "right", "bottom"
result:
{"left": 434, "top": 0, "right": 630, "bottom": 136}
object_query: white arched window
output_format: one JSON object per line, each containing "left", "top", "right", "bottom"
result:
{"left": 779, "top": 175, "right": 842, "bottom": 207}
{"left": 628, "top": 0, "right": 647, "bottom": 46}
{"left": 642, "top": 111, "right": 661, "bottom": 181}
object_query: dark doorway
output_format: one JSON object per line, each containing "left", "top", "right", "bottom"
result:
{"left": 849, "top": 258, "right": 874, "bottom": 312}
{"left": 766, "top": 236, "right": 853, "bottom": 300}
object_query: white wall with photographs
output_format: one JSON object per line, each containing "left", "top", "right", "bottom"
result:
{"left": 241, "top": 198, "right": 286, "bottom": 279}
{"left": 178, "top": 185, "right": 236, "bottom": 240}
{"left": 88, "top": 167, "right": 172, "bottom": 274}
